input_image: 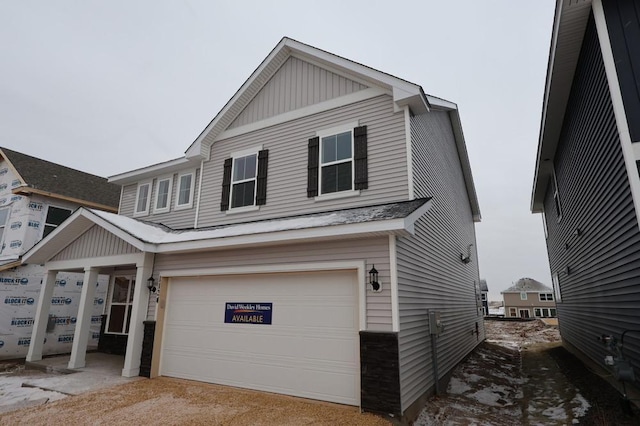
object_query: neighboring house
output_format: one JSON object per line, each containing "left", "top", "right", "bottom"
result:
{"left": 480, "top": 279, "right": 489, "bottom": 315}
{"left": 531, "top": 0, "right": 640, "bottom": 395}
{"left": 0, "top": 147, "right": 120, "bottom": 358}
{"left": 501, "top": 278, "right": 556, "bottom": 319}
{"left": 23, "top": 38, "right": 482, "bottom": 422}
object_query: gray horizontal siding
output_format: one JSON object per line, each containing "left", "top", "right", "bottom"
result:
{"left": 119, "top": 169, "right": 200, "bottom": 229}
{"left": 397, "top": 110, "right": 483, "bottom": 411}
{"left": 544, "top": 14, "right": 640, "bottom": 390}
{"left": 51, "top": 225, "right": 140, "bottom": 261}
{"left": 197, "top": 95, "right": 408, "bottom": 227}
{"left": 153, "top": 237, "right": 392, "bottom": 331}
{"left": 229, "top": 56, "right": 368, "bottom": 129}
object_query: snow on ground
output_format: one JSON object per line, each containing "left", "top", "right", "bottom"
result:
{"left": 0, "top": 365, "right": 67, "bottom": 413}
{"left": 415, "top": 319, "right": 591, "bottom": 426}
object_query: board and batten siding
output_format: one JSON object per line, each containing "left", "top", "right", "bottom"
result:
{"left": 51, "top": 225, "right": 140, "bottom": 262}
{"left": 197, "top": 95, "right": 409, "bottom": 227}
{"left": 228, "top": 56, "right": 368, "bottom": 129}
{"left": 396, "top": 110, "right": 482, "bottom": 410}
{"left": 119, "top": 169, "right": 200, "bottom": 229}
{"left": 151, "top": 237, "right": 393, "bottom": 331}
{"left": 543, "top": 14, "right": 640, "bottom": 389}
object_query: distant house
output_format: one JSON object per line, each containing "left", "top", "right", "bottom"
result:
{"left": 22, "top": 37, "right": 482, "bottom": 422}
{"left": 0, "top": 147, "right": 120, "bottom": 358}
{"left": 480, "top": 279, "right": 488, "bottom": 315}
{"left": 531, "top": 0, "right": 640, "bottom": 396}
{"left": 501, "top": 278, "right": 556, "bottom": 319}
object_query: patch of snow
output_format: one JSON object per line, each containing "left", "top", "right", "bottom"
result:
{"left": 447, "top": 377, "right": 471, "bottom": 394}
{"left": 571, "top": 393, "right": 590, "bottom": 418}
{"left": 488, "top": 307, "right": 504, "bottom": 315}
{"left": 469, "top": 385, "right": 513, "bottom": 407}
{"left": 542, "top": 404, "right": 567, "bottom": 421}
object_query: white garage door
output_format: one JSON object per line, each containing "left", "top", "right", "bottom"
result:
{"left": 160, "top": 270, "right": 360, "bottom": 405}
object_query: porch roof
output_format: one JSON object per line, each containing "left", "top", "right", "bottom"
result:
{"left": 23, "top": 198, "right": 432, "bottom": 264}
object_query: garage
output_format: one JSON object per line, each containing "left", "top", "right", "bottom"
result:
{"left": 159, "top": 269, "right": 360, "bottom": 405}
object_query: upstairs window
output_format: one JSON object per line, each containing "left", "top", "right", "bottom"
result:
{"left": 552, "top": 169, "right": 562, "bottom": 222}
{"left": 43, "top": 206, "right": 72, "bottom": 238}
{"left": 232, "top": 154, "right": 257, "bottom": 208}
{"left": 175, "top": 171, "right": 195, "bottom": 210}
{"left": 308, "top": 124, "right": 368, "bottom": 198}
{"left": 520, "top": 292, "right": 528, "bottom": 300}
{"left": 0, "top": 208, "right": 9, "bottom": 246}
{"left": 552, "top": 273, "right": 562, "bottom": 302}
{"left": 134, "top": 182, "right": 151, "bottom": 216}
{"left": 154, "top": 177, "right": 173, "bottom": 213}
{"left": 539, "top": 293, "right": 554, "bottom": 301}
{"left": 221, "top": 148, "right": 269, "bottom": 211}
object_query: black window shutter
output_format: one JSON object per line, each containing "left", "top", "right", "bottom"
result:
{"left": 354, "top": 125, "right": 368, "bottom": 190}
{"left": 220, "top": 158, "right": 233, "bottom": 211}
{"left": 307, "top": 137, "right": 320, "bottom": 197}
{"left": 256, "top": 149, "right": 269, "bottom": 205}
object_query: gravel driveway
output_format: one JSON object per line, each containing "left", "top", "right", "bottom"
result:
{"left": 0, "top": 376, "right": 389, "bottom": 425}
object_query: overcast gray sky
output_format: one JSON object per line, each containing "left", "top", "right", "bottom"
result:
{"left": 0, "top": 1, "right": 556, "bottom": 300}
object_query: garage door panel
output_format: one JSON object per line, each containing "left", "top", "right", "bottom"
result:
{"left": 161, "top": 270, "right": 359, "bottom": 405}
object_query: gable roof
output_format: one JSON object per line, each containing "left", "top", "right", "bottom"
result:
{"left": 531, "top": 0, "right": 593, "bottom": 212}
{"left": 23, "top": 198, "right": 432, "bottom": 264}
{"left": 108, "top": 37, "right": 480, "bottom": 220}
{"left": 2, "top": 147, "right": 120, "bottom": 211}
{"left": 501, "top": 277, "right": 552, "bottom": 293}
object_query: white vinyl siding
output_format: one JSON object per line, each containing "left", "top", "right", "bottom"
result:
{"left": 198, "top": 95, "right": 408, "bottom": 227}
{"left": 228, "top": 56, "right": 368, "bottom": 129}
{"left": 396, "top": 110, "right": 482, "bottom": 411}
{"left": 51, "top": 225, "right": 140, "bottom": 261}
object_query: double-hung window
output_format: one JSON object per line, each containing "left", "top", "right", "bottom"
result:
{"left": 320, "top": 130, "right": 353, "bottom": 194}
{"left": 154, "top": 177, "right": 173, "bottom": 213}
{"left": 231, "top": 153, "right": 257, "bottom": 208}
{"left": 307, "top": 124, "right": 368, "bottom": 199}
{"left": 539, "top": 293, "right": 553, "bottom": 301}
{"left": 552, "top": 273, "right": 562, "bottom": 302}
{"left": 134, "top": 182, "right": 152, "bottom": 216}
{"left": 520, "top": 292, "right": 528, "bottom": 300}
{"left": 43, "top": 206, "right": 72, "bottom": 238}
{"left": 552, "top": 168, "right": 562, "bottom": 221}
{"left": 220, "top": 147, "right": 269, "bottom": 212}
{"left": 175, "top": 171, "right": 195, "bottom": 210}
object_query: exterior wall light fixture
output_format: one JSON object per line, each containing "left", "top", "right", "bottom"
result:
{"left": 147, "top": 276, "right": 156, "bottom": 293}
{"left": 368, "top": 265, "right": 381, "bottom": 292}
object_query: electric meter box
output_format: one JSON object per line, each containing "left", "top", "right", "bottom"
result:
{"left": 429, "top": 311, "right": 444, "bottom": 336}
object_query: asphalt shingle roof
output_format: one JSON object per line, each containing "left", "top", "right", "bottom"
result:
{"left": 502, "top": 277, "right": 552, "bottom": 293}
{"left": 2, "top": 147, "right": 120, "bottom": 209}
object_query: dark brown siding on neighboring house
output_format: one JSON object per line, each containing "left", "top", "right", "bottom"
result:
{"left": 543, "top": 13, "right": 640, "bottom": 389}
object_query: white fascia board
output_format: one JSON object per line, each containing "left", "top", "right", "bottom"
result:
{"left": 44, "top": 253, "right": 147, "bottom": 272}
{"left": 108, "top": 157, "right": 200, "bottom": 185}
{"left": 156, "top": 218, "right": 414, "bottom": 254}
{"left": 531, "top": 0, "right": 592, "bottom": 212}
{"left": 185, "top": 38, "right": 291, "bottom": 159}
{"left": 426, "top": 95, "right": 457, "bottom": 110}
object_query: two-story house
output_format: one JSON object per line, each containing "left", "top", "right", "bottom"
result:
{"left": 23, "top": 38, "right": 482, "bottom": 422}
{"left": 0, "top": 147, "right": 119, "bottom": 358}
{"left": 501, "top": 278, "right": 556, "bottom": 319}
{"left": 531, "top": 0, "right": 640, "bottom": 396}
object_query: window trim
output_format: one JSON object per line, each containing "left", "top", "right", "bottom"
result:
{"left": 552, "top": 168, "right": 562, "bottom": 222}
{"left": 133, "top": 181, "right": 152, "bottom": 217}
{"left": 520, "top": 292, "right": 528, "bottom": 300}
{"left": 42, "top": 205, "right": 73, "bottom": 239}
{"left": 105, "top": 275, "right": 135, "bottom": 335}
{"left": 153, "top": 176, "right": 173, "bottom": 214}
{"left": 552, "top": 273, "right": 562, "bottom": 302}
{"left": 316, "top": 121, "right": 359, "bottom": 197}
{"left": 175, "top": 170, "right": 196, "bottom": 210}
{"left": 229, "top": 146, "right": 261, "bottom": 210}
{"left": 0, "top": 207, "right": 10, "bottom": 250}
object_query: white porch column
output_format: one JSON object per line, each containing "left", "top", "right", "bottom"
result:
{"left": 68, "top": 267, "right": 99, "bottom": 369}
{"left": 26, "top": 270, "right": 57, "bottom": 362}
{"left": 122, "top": 252, "right": 153, "bottom": 377}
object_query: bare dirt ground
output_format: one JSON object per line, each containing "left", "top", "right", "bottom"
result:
{"left": 416, "top": 319, "right": 640, "bottom": 425}
{"left": 2, "top": 320, "right": 639, "bottom": 425}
